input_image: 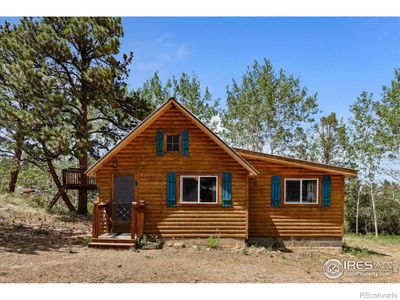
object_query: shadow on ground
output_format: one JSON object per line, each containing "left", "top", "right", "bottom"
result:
{"left": 0, "top": 221, "right": 89, "bottom": 255}
{"left": 342, "top": 244, "right": 388, "bottom": 257}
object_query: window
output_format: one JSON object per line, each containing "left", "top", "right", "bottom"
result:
{"left": 181, "top": 176, "right": 217, "bottom": 203}
{"left": 284, "top": 178, "right": 318, "bottom": 204}
{"left": 166, "top": 135, "right": 180, "bottom": 152}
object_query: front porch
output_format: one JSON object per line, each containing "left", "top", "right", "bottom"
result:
{"left": 89, "top": 200, "right": 146, "bottom": 249}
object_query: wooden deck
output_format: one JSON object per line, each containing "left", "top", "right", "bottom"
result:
{"left": 98, "top": 233, "right": 133, "bottom": 240}
{"left": 48, "top": 168, "right": 97, "bottom": 211}
{"left": 89, "top": 233, "right": 135, "bottom": 249}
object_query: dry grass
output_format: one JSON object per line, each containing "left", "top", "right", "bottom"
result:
{"left": 0, "top": 193, "right": 398, "bottom": 283}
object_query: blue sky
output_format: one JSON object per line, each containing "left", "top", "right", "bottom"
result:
{"left": 121, "top": 17, "right": 400, "bottom": 119}
{"left": 2, "top": 17, "right": 400, "bottom": 119}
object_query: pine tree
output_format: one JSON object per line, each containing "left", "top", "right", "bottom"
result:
{"left": 138, "top": 72, "right": 220, "bottom": 130}
{"left": 0, "top": 18, "right": 150, "bottom": 213}
{"left": 19, "top": 17, "right": 150, "bottom": 214}
{"left": 0, "top": 21, "right": 33, "bottom": 192}
{"left": 0, "top": 20, "right": 75, "bottom": 209}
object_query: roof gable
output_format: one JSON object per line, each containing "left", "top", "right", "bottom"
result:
{"left": 86, "top": 98, "right": 259, "bottom": 177}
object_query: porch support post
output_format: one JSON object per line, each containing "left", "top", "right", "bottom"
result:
{"left": 138, "top": 200, "right": 146, "bottom": 239}
{"left": 92, "top": 201, "right": 99, "bottom": 238}
{"left": 131, "top": 202, "right": 137, "bottom": 240}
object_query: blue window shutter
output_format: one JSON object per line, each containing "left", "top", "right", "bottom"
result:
{"left": 271, "top": 176, "right": 281, "bottom": 207}
{"left": 182, "top": 129, "right": 189, "bottom": 156}
{"left": 166, "top": 173, "right": 176, "bottom": 207}
{"left": 222, "top": 172, "right": 232, "bottom": 208}
{"left": 156, "top": 130, "right": 163, "bottom": 156}
{"left": 322, "top": 176, "right": 331, "bottom": 207}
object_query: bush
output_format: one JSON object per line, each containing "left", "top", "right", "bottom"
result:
{"left": 206, "top": 235, "right": 219, "bottom": 249}
{"left": 342, "top": 243, "right": 382, "bottom": 257}
{"left": 33, "top": 196, "right": 46, "bottom": 208}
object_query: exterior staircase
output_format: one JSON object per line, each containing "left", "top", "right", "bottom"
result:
{"left": 89, "top": 233, "right": 135, "bottom": 249}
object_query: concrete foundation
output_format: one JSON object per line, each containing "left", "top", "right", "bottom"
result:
{"left": 163, "top": 237, "right": 246, "bottom": 249}
{"left": 247, "top": 236, "right": 343, "bottom": 248}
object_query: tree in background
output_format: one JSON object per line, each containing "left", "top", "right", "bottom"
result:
{"left": 348, "top": 92, "right": 385, "bottom": 237}
{"left": 0, "top": 20, "right": 76, "bottom": 209}
{"left": 0, "top": 18, "right": 150, "bottom": 213}
{"left": 375, "top": 69, "right": 400, "bottom": 182}
{"left": 221, "top": 59, "right": 318, "bottom": 154}
{"left": 0, "top": 22, "right": 30, "bottom": 193}
{"left": 137, "top": 72, "right": 171, "bottom": 108}
{"left": 138, "top": 72, "right": 220, "bottom": 130}
{"left": 343, "top": 69, "right": 400, "bottom": 236}
{"left": 20, "top": 17, "right": 150, "bottom": 214}
{"left": 310, "top": 112, "right": 348, "bottom": 166}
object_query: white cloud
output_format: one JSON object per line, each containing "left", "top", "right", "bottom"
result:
{"left": 177, "top": 43, "right": 190, "bottom": 58}
{"left": 154, "top": 33, "right": 173, "bottom": 45}
{"left": 135, "top": 62, "right": 160, "bottom": 71}
{"left": 133, "top": 33, "right": 190, "bottom": 73}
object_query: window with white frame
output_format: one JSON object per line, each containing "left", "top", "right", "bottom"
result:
{"left": 181, "top": 176, "right": 218, "bottom": 203}
{"left": 284, "top": 178, "right": 318, "bottom": 204}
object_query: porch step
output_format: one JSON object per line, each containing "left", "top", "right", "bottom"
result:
{"left": 92, "top": 238, "right": 135, "bottom": 244}
{"left": 88, "top": 242, "right": 135, "bottom": 249}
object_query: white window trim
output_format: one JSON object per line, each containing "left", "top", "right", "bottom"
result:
{"left": 180, "top": 175, "right": 218, "bottom": 204}
{"left": 284, "top": 178, "right": 319, "bottom": 204}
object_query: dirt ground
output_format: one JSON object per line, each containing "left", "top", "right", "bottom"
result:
{"left": 0, "top": 194, "right": 399, "bottom": 283}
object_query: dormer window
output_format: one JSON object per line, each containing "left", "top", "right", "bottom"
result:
{"left": 166, "top": 134, "right": 180, "bottom": 152}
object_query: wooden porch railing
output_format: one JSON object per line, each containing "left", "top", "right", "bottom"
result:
{"left": 92, "top": 198, "right": 146, "bottom": 240}
{"left": 92, "top": 200, "right": 111, "bottom": 238}
{"left": 131, "top": 201, "right": 146, "bottom": 240}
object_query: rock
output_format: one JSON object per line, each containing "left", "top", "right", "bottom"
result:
{"left": 257, "top": 247, "right": 266, "bottom": 254}
{"left": 142, "top": 241, "right": 163, "bottom": 250}
{"left": 21, "top": 188, "right": 37, "bottom": 194}
{"left": 173, "top": 242, "right": 185, "bottom": 248}
{"left": 118, "top": 264, "right": 122, "bottom": 268}
{"left": 192, "top": 245, "right": 198, "bottom": 249}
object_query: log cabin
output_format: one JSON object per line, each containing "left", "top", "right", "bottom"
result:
{"left": 86, "top": 97, "right": 357, "bottom": 249}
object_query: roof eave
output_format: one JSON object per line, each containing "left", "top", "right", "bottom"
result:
{"left": 234, "top": 148, "right": 357, "bottom": 177}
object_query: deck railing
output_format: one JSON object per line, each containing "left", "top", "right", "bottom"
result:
{"left": 62, "top": 168, "right": 96, "bottom": 186}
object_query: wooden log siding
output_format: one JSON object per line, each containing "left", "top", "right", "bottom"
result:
{"left": 246, "top": 158, "right": 345, "bottom": 238}
{"left": 95, "top": 106, "right": 248, "bottom": 238}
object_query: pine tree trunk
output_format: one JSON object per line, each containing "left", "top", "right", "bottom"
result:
{"left": 7, "top": 134, "right": 23, "bottom": 193}
{"left": 356, "top": 185, "right": 362, "bottom": 234}
{"left": 7, "top": 144, "right": 22, "bottom": 193}
{"left": 369, "top": 181, "right": 378, "bottom": 237}
{"left": 78, "top": 154, "right": 88, "bottom": 214}
{"left": 77, "top": 93, "right": 88, "bottom": 215}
